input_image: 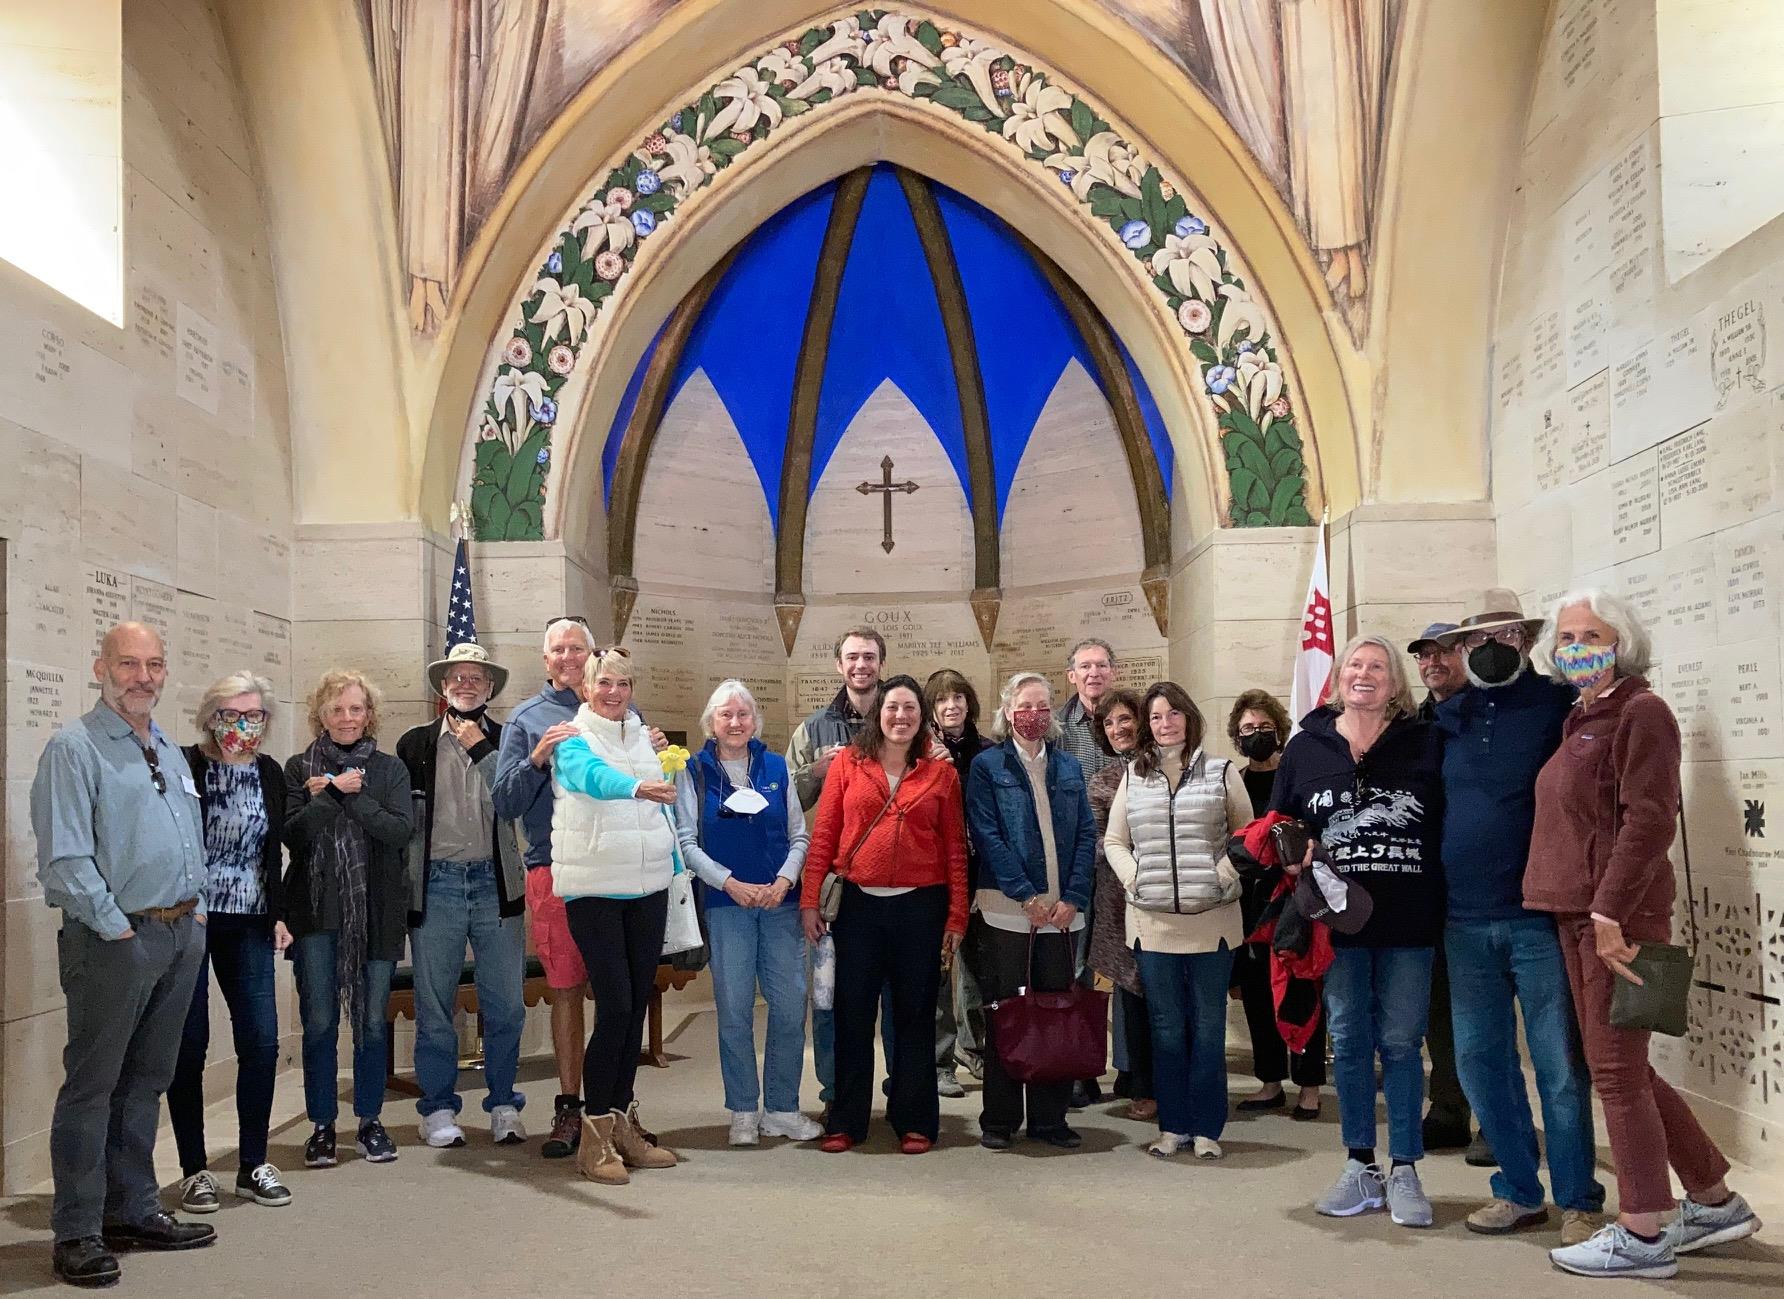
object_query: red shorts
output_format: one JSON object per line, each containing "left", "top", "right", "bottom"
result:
{"left": 525, "top": 866, "right": 587, "bottom": 990}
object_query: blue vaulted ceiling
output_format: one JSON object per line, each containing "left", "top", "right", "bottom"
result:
{"left": 601, "top": 163, "right": 1173, "bottom": 525}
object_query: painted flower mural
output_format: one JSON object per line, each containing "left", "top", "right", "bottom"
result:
{"left": 471, "top": 9, "right": 1312, "bottom": 540}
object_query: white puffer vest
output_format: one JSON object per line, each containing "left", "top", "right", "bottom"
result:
{"left": 1125, "top": 748, "right": 1241, "bottom": 914}
{"left": 550, "top": 707, "right": 675, "bottom": 898}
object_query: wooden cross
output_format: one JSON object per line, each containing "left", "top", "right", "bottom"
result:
{"left": 856, "top": 455, "right": 919, "bottom": 553}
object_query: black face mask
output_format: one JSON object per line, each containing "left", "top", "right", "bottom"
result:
{"left": 1467, "top": 641, "right": 1523, "bottom": 688}
{"left": 446, "top": 704, "right": 489, "bottom": 723}
{"left": 1237, "top": 731, "right": 1279, "bottom": 761}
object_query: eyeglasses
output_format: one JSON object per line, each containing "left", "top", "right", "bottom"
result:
{"left": 1414, "top": 647, "right": 1452, "bottom": 663}
{"left": 440, "top": 673, "right": 488, "bottom": 688}
{"left": 1463, "top": 627, "right": 1525, "bottom": 650}
{"left": 139, "top": 743, "right": 167, "bottom": 795}
{"left": 1236, "top": 724, "right": 1277, "bottom": 738}
{"left": 216, "top": 709, "right": 269, "bottom": 725}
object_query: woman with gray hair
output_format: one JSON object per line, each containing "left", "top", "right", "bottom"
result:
{"left": 673, "top": 679, "right": 820, "bottom": 1146}
{"left": 165, "top": 671, "right": 292, "bottom": 1212}
{"left": 1525, "top": 590, "right": 1760, "bottom": 1279}
{"left": 1269, "top": 634, "right": 1444, "bottom": 1226}
{"left": 963, "top": 671, "right": 1097, "bottom": 1149}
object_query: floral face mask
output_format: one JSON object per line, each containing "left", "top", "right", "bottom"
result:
{"left": 211, "top": 715, "right": 267, "bottom": 756}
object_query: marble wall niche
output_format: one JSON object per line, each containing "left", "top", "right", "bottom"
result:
{"left": 0, "top": 0, "right": 299, "bottom": 1193}
{"left": 1492, "top": 0, "right": 1784, "bottom": 1164}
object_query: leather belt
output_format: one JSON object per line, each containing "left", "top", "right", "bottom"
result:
{"left": 128, "top": 897, "right": 199, "bottom": 925}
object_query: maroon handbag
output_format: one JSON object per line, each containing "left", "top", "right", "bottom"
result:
{"left": 987, "top": 929, "right": 1110, "bottom": 1085}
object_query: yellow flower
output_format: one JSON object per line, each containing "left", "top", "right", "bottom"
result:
{"left": 658, "top": 745, "right": 692, "bottom": 777}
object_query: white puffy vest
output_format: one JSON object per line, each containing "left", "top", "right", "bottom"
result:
{"left": 549, "top": 707, "right": 675, "bottom": 898}
{"left": 1125, "top": 750, "right": 1240, "bottom": 914}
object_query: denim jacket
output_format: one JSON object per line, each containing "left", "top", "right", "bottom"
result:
{"left": 964, "top": 740, "right": 1096, "bottom": 909}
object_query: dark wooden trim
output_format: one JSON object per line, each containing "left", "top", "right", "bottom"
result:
{"left": 776, "top": 167, "right": 872, "bottom": 599}
{"left": 896, "top": 167, "right": 999, "bottom": 593}
{"left": 606, "top": 249, "right": 737, "bottom": 579}
{"left": 1028, "top": 243, "right": 1172, "bottom": 573}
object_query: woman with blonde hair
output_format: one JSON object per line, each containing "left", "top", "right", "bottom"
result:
{"left": 550, "top": 647, "right": 682, "bottom": 1183}
{"left": 1269, "top": 635, "right": 1444, "bottom": 1228}
{"left": 283, "top": 670, "right": 415, "bottom": 1171}
{"left": 165, "top": 672, "right": 292, "bottom": 1212}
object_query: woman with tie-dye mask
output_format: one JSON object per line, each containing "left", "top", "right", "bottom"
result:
{"left": 1526, "top": 591, "right": 1761, "bottom": 1278}
{"left": 165, "top": 671, "right": 294, "bottom": 1214}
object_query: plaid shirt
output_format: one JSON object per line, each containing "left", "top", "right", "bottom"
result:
{"left": 1057, "top": 694, "right": 1117, "bottom": 780}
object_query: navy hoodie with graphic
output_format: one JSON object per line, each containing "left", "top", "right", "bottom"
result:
{"left": 1267, "top": 707, "right": 1445, "bottom": 948}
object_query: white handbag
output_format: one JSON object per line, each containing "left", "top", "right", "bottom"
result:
{"left": 661, "top": 838, "right": 703, "bottom": 956}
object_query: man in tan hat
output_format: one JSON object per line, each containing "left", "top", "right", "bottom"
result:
{"left": 1430, "top": 590, "right": 1606, "bottom": 1244}
{"left": 396, "top": 643, "right": 528, "bottom": 1149}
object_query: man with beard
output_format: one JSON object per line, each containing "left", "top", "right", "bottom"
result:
{"left": 1433, "top": 592, "right": 1605, "bottom": 1247}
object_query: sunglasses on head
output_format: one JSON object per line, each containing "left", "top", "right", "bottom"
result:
{"left": 544, "top": 615, "right": 591, "bottom": 633}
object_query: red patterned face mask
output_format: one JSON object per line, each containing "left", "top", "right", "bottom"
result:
{"left": 211, "top": 717, "right": 266, "bottom": 756}
{"left": 1011, "top": 708, "right": 1051, "bottom": 742}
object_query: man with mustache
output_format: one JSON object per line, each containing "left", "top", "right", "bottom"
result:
{"left": 32, "top": 623, "right": 215, "bottom": 1288}
{"left": 1432, "top": 592, "right": 1605, "bottom": 1247}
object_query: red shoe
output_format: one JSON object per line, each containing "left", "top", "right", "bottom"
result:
{"left": 900, "top": 1134, "right": 933, "bottom": 1155}
{"left": 818, "top": 1134, "right": 855, "bottom": 1153}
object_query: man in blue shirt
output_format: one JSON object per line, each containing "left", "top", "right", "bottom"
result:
{"left": 1434, "top": 593, "right": 1606, "bottom": 1247}
{"left": 31, "top": 623, "right": 215, "bottom": 1287}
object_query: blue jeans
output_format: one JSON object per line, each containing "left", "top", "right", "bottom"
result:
{"left": 1446, "top": 916, "right": 1606, "bottom": 1211}
{"left": 709, "top": 903, "right": 807, "bottom": 1113}
{"left": 293, "top": 930, "right": 395, "bottom": 1125}
{"left": 410, "top": 860, "right": 526, "bottom": 1118}
{"left": 1324, "top": 945, "right": 1434, "bottom": 1162}
{"left": 166, "top": 913, "right": 280, "bottom": 1174}
{"left": 1135, "top": 943, "right": 1235, "bottom": 1140}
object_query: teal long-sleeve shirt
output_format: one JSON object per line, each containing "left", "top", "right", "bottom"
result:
{"left": 552, "top": 738, "right": 682, "bottom": 898}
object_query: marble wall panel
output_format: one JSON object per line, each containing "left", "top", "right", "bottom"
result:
{"left": 990, "top": 583, "right": 1166, "bottom": 704}
{"left": 176, "top": 495, "right": 219, "bottom": 597}
{"left": 3, "top": 900, "right": 62, "bottom": 1021}
{"left": 291, "top": 536, "right": 427, "bottom": 624}
{"left": 294, "top": 619, "right": 439, "bottom": 706}
{"left": 80, "top": 459, "right": 178, "bottom": 588}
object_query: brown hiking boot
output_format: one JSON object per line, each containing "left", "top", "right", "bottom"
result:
{"left": 541, "top": 1101, "right": 582, "bottom": 1159}
{"left": 577, "top": 1113, "right": 628, "bottom": 1185}
{"left": 611, "top": 1109, "right": 677, "bottom": 1169}
{"left": 625, "top": 1100, "right": 660, "bottom": 1146}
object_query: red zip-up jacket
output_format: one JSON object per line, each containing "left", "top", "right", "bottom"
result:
{"left": 1523, "top": 677, "right": 1680, "bottom": 938}
{"left": 801, "top": 747, "right": 969, "bottom": 936}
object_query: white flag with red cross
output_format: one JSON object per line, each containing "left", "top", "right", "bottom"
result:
{"left": 1290, "top": 526, "right": 1334, "bottom": 728}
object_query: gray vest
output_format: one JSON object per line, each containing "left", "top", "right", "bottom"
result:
{"left": 1126, "top": 750, "right": 1240, "bottom": 914}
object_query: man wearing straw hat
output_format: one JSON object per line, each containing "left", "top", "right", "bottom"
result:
{"left": 1430, "top": 590, "right": 1605, "bottom": 1246}
{"left": 396, "top": 643, "right": 529, "bottom": 1150}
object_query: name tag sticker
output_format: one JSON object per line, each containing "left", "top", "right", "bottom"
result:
{"left": 723, "top": 788, "right": 769, "bottom": 815}
{"left": 180, "top": 774, "right": 200, "bottom": 797}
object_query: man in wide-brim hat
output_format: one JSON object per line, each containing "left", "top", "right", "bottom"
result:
{"left": 1430, "top": 589, "right": 1607, "bottom": 1243}
{"left": 396, "top": 641, "right": 529, "bottom": 1150}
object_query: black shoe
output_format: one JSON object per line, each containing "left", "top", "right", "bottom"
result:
{"left": 978, "top": 1129, "right": 1014, "bottom": 1150}
{"left": 234, "top": 1163, "right": 292, "bottom": 1207}
{"left": 1422, "top": 1113, "right": 1471, "bottom": 1151}
{"left": 1237, "top": 1091, "right": 1287, "bottom": 1112}
{"left": 1030, "top": 1125, "right": 1084, "bottom": 1149}
{"left": 1069, "top": 1080, "right": 1101, "bottom": 1110}
{"left": 303, "top": 1123, "right": 337, "bottom": 1168}
{"left": 541, "top": 1101, "right": 582, "bottom": 1159}
{"left": 100, "top": 1212, "right": 216, "bottom": 1252}
{"left": 355, "top": 1118, "right": 398, "bottom": 1163}
{"left": 52, "top": 1237, "right": 119, "bottom": 1288}
{"left": 1291, "top": 1104, "right": 1323, "bottom": 1122}
{"left": 1464, "top": 1132, "right": 1498, "bottom": 1167}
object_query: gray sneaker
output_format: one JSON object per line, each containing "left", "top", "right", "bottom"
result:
{"left": 1550, "top": 1223, "right": 1678, "bottom": 1279}
{"left": 1385, "top": 1164, "right": 1433, "bottom": 1228}
{"left": 1315, "top": 1159, "right": 1385, "bottom": 1217}
{"left": 1668, "top": 1192, "right": 1761, "bottom": 1255}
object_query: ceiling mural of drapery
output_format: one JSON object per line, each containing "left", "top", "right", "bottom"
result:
{"left": 356, "top": 1, "right": 1403, "bottom": 339}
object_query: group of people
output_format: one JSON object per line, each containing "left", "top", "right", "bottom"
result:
{"left": 27, "top": 583, "right": 1763, "bottom": 1286}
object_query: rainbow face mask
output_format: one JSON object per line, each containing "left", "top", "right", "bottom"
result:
{"left": 1553, "top": 642, "right": 1616, "bottom": 689}
{"left": 211, "top": 716, "right": 267, "bottom": 756}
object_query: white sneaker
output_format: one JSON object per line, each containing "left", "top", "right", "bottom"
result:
{"left": 1147, "top": 1132, "right": 1192, "bottom": 1158}
{"left": 1193, "top": 1136, "right": 1222, "bottom": 1160}
{"left": 490, "top": 1105, "right": 526, "bottom": 1145}
{"left": 761, "top": 1110, "right": 823, "bottom": 1141}
{"left": 419, "top": 1109, "right": 466, "bottom": 1148}
{"left": 728, "top": 1111, "right": 761, "bottom": 1146}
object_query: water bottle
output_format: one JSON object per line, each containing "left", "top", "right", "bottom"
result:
{"left": 811, "top": 933, "right": 836, "bottom": 1010}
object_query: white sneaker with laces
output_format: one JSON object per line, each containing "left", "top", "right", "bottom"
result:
{"left": 1667, "top": 1192, "right": 1761, "bottom": 1254}
{"left": 1147, "top": 1132, "right": 1192, "bottom": 1158}
{"left": 1193, "top": 1136, "right": 1222, "bottom": 1160}
{"left": 728, "top": 1111, "right": 761, "bottom": 1146}
{"left": 490, "top": 1105, "right": 526, "bottom": 1145}
{"left": 760, "top": 1111, "right": 823, "bottom": 1141}
{"left": 419, "top": 1109, "right": 466, "bottom": 1149}
{"left": 1550, "top": 1223, "right": 1678, "bottom": 1279}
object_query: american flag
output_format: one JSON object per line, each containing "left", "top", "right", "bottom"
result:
{"left": 446, "top": 537, "right": 479, "bottom": 648}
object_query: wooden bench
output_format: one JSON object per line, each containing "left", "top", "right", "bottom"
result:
{"left": 383, "top": 958, "right": 700, "bottom": 1095}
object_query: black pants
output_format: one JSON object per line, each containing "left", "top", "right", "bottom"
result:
{"left": 829, "top": 883, "right": 948, "bottom": 1143}
{"left": 564, "top": 891, "right": 669, "bottom": 1114}
{"left": 1424, "top": 946, "right": 1471, "bottom": 1126}
{"left": 972, "top": 917, "right": 1075, "bottom": 1136}
{"left": 1235, "top": 942, "right": 1326, "bottom": 1086}
{"left": 1117, "top": 985, "right": 1155, "bottom": 1100}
